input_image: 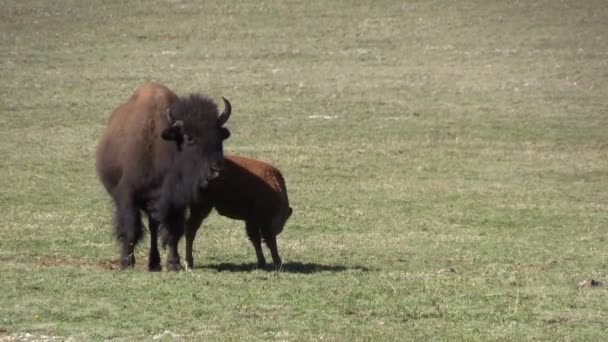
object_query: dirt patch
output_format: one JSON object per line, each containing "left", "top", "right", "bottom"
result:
{"left": 432, "top": 257, "right": 476, "bottom": 265}
{"left": 437, "top": 267, "right": 459, "bottom": 275}
{"left": 0, "top": 332, "right": 62, "bottom": 341}
{"left": 98, "top": 259, "right": 121, "bottom": 271}
{"left": 35, "top": 255, "right": 148, "bottom": 271}
{"left": 513, "top": 263, "right": 545, "bottom": 272}
{"left": 37, "top": 255, "right": 90, "bottom": 267}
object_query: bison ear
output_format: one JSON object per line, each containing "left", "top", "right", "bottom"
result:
{"left": 221, "top": 127, "right": 231, "bottom": 140}
{"left": 162, "top": 108, "right": 184, "bottom": 150}
{"left": 161, "top": 127, "right": 184, "bottom": 151}
{"left": 166, "top": 108, "right": 184, "bottom": 128}
{"left": 161, "top": 127, "right": 178, "bottom": 141}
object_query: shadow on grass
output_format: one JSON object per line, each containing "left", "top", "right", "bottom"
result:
{"left": 30, "top": 255, "right": 372, "bottom": 274}
{"left": 200, "top": 261, "right": 371, "bottom": 274}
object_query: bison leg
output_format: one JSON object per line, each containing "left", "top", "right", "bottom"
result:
{"left": 264, "top": 235, "right": 282, "bottom": 270}
{"left": 163, "top": 208, "right": 186, "bottom": 271}
{"left": 115, "top": 198, "right": 144, "bottom": 269}
{"left": 147, "top": 214, "right": 162, "bottom": 272}
{"left": 246, "top": 222, "right": 266, "bottom": 268}
{"left": 185, "top": 203, "right": 212, "bottom": 270}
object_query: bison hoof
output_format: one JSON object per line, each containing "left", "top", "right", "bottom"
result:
{"left": 148, "top": 263, "right": 162, "bottom": 272}
{"left": 166, "top": 262, "right": 183, "bottom": 272}
{"left": 186, "top": 257, "right": 194, "bottom": 270}
{"left": 120, "top": 256, "right": 135, "bottom": 270}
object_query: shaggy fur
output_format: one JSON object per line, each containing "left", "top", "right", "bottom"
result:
{"left": 185, "top": 155, "right": 292, "bottom": 270}
{"left": 95, "top": 82, "right": 231, "bottom": 271}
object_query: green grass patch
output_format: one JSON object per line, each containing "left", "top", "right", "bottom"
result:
{"left": 1, "top": 0, "right": 607, "bottom": 340}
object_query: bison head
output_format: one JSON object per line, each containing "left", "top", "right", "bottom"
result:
{"left": 162, "top": 94, "right": 232, "bottom": 192}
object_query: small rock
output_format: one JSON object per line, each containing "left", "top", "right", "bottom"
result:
{"left": 578, "top": 278, "right": 602, "bottom": 288}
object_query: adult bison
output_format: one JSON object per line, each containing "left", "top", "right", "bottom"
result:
{"left": 96, "top": 82, "right": 232, "bottom": 271}
{"left": 184, "top": 155, "right": 292, "bottom": 270}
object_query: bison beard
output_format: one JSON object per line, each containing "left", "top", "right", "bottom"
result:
{"left": 162, "top": 153, "right": 205, "bottom": 211}
{"left": 157, "top": 153, "right": 204, "bottom": 250}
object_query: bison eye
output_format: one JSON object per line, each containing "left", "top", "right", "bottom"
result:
{"left": 184, "top": 134, "right": 196, "bottom": 145}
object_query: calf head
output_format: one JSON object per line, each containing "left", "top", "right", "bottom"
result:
{"left": 272, "top": 206, "right": 293, "bottom": 236}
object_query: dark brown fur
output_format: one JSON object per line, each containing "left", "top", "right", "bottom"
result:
{"left": 96, "top": 82, "right": 231, "bottom": 271}
{"left": 185, "top": 155, "right": 292, "bottom": 270}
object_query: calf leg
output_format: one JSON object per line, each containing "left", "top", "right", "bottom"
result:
{"left": 246, "top": 222, "right": 266, "bottom": 268}
{"left": 146, "top": 213, "right": 162, "bottom": 272}
{"left": 264, "top": 235, "right": 282, "bottom": 270}
{"left": 185, "top": 203, "right": 213, "bottom": 270}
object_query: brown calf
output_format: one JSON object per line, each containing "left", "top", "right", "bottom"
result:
{"left": 186, "top": 155, "right": 292, "bottom": 270}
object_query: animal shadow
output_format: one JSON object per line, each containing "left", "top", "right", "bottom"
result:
{"left": 200, "top": 261, "right": 370, "bottom": 274}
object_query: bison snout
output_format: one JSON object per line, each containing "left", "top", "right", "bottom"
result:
{"left": 198, "top": 165, "right": 222, "bottom": 189}
{"left": 209, "top": 168, "right": 221, "bottom": 180}
{"left": 208, "top": 159, "right": 224, "bottom": 180}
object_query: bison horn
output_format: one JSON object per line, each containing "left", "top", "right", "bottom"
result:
{"left": 217, "top": 97, "right": 231, "bottom": 126}
{"left": 166, "top": 108, "right": 183, "bottom": 128}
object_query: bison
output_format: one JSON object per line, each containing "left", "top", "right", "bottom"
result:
{"left": 185, "top": 155, "right": 292, "bottom": 270}
{"left": 96, "top": 82, "right": 232, "bottom": 271}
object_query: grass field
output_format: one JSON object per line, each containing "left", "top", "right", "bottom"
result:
{"left": 1, "top": 0, "right": 607, "bottom": 340}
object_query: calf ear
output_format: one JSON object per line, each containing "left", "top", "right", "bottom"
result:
{"left": 221, "top": 127, "right": 231, "bottom": 140}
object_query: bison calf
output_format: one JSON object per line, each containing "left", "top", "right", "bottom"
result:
{"left": 185, "top": 155, "right": 292, "bottom": 270}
